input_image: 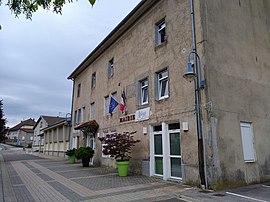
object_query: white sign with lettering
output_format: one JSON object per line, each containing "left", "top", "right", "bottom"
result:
{"left": 135, "top": 107, "right": 150, "bottom": 122}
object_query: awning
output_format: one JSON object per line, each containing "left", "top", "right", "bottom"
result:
{"left": 74, "top": 120, "right": 99, "bottom": 135}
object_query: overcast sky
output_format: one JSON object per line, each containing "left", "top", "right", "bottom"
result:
{"left": 0, "top": 0, "right": 141, "bottom": 128}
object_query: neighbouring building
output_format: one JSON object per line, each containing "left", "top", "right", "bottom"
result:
{"left": 33, "top": 115, "right": 69, "bottom": 152}
{"left": 7, "top": 118, "right": 36, "bottom": 147}
{"left": 42, "top": 116, "right": 71, "bottom": 157}
{"left": 68, "top": 0, "right": 270, "bottom": 189}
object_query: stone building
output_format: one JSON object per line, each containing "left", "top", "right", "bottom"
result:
{"left": 68, "top": 0, "right": 270, "bottom": 189}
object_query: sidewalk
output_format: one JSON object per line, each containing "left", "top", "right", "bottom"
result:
{"left": 1, "top": 150, "right": 190, "bottom": 202}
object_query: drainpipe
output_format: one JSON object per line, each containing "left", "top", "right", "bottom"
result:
{"left": 190, "top": 0, "right": 208, "bottom": 188}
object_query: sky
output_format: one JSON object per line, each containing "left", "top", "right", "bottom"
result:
{"left": 0, "top": 0, "right": 141, "bottom": 128}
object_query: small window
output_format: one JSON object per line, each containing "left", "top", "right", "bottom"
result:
{"left": 139, "top": 78, "right": 149, "bottom": 105}
{"left": 156, "top": 69, "right": 169, "bottom": 100}
{"left": 77, "top": 109, "right": 81, "bottom": 124}
{"left": 154, "top": 125, "right": 162, "bottom": 132}
{"left": 91, "top": 72, "right": 96, "bottom": 88}
{"left": 104, "top": 96, "right": 110, "bottom": 115}
{"left": 169, "top": 123, "right": 180, "bottom": 130}
{"left": 77, "top": 83, "right": 81, "bottom": 97}
{"left": 82, "top": 107, "right": 86, "bottom": 122}
{"left": 90, "top": 102, "right": 95, "bottom": 120}
{"left": 240, "top": 122, "right": 255, "bottom": 162}
{"left": 155, "top": 18, "right": 166, "bottom": 46}
{"left": 74, "top": 110, "right": 77, "bottom": 125}
{"left": 108, "top": 58, "right": 114, "bottom": 78}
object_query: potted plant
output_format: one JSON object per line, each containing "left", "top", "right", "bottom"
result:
{"left": 65, "top": 148, "right": 76, "bottom": 164}
{"left": 75, "top": 146, "right": 94, "bottom": 167}
{"left": 99, "top": 131, "right": 140, "bottom": 176}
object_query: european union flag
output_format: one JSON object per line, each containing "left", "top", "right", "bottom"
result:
{"left": 109, "top": 96, "right": 119, "bottom": 115}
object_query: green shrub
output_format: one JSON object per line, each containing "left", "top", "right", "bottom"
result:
{"left": 75, "top": 147, "right": 94, "bottom": 159}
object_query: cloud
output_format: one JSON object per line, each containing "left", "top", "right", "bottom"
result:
{"left": 0, "top": 0, "right": 140, "bottom": 127}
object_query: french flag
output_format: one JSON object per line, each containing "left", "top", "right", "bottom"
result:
{"left": 120, "top": 90, "right": 126, "bottom": 114}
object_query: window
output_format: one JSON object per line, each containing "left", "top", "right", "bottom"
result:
{"left": 77, "top": 83, "right": 81, "bottom": 97}
{"left": 77, "top": 109, "right": 81, "bottom": 124}
{"left": 90, "top": 102, "right": 95, "bottom": 120}
{"left": 40, "top": 121, "right": 43, "bottom": 128}
{"left": 155, "top": 18, "right": 166, "bottom": 46}
{"left": 156, "top": 69, "right": 169, "bottom": 100}
{"left": 82, "top": 107, "right": 86, "bottom": 122}
{"left": 91, "top": 72, "right": 96, "bottom": 88}
{"left": 74, "top": 110, "right": 77, "bottom": 125}
{"left": 108, "top": 58, "right": 114, "bottom": 78}
{"left": 139, "top": 78, "right": 149, "bottom": 105}
{"left": 240, "top": 122, "right": 256, "bottom": 162}
{"left": 104, "top": 96, "right": 110, "bottom": 115}
{"left": 112, "top": 92, "right": 117, "bottom": 99}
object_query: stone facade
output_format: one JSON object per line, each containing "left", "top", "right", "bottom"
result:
{"left": 68, "top": 0, "right": 270, "bottom": 189}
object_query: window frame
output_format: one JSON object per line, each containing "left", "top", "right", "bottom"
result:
{"left": 108, "top": 58, "right": 114, "bottom": 78}
{"left": 91, "top": 72, "right": 96, "bottom": 89}
{"left": 90, "top": 102, "right": 95, "bottom": 120}
{"left": 77, "top": 109, "right": 81, "bottom": 124}
{"left": 104, "top": 96, "right": 110, "bottom": 115}
{"left": 139, "top": 78, "right": 149, "bottom": 105}
{"left": 82, "top": 106, "right": 86, "bottom": 122}
{"left": 155, "top": 18, "right": 166, "bottom": 46}
{"left": 77, "top": 83, "right": 81, "bottom": 97}
{"left": 156, "top": 69, "right": 169, "bottom": 100}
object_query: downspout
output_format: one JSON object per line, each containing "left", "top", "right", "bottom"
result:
{"left": 190, "top": 0, "right": 208, "bottom": 188}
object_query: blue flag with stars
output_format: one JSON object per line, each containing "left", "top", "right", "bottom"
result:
{"left": 109, "top": 96, "right": 119, "bottom": 115}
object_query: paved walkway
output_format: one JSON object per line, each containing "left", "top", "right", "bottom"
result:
{"left": 1, "top": 147, "right": 270, "bottom": 202}
{"left": 0, "top": 149, "right": 189, "bottom": 202}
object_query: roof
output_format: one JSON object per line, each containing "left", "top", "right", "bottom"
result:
{"left": 68, "top": 0, "right": 159, "bottom": 80}
{"left": 21, "top": 128, "right": 34, "bottom": 133}
{"left": 9, "top": 118, "right": 36, "bottom": 131}
{"left": 33, "top": 115, "right": 65, "bottom": 129}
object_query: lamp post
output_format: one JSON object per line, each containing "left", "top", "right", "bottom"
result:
{"left": 183, "top": 50, "right": 208, "bottom": 188}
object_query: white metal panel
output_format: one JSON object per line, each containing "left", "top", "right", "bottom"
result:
{"left": 240, "top": 123, "right": 255, "bottom": 162}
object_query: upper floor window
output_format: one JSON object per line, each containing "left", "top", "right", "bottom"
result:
{"left": 91, "top": 72, "right": 96, "bottom": 88}
{"left": 82, "top": 106, "right": 86, "bottom": 122}
{"left": 90, "top": 102, "right": 95, "bottom": 120}
{"left": 77, "top": 83, "right": 81, "bottom": 97}
{"left": 104, "top": 96, "right": 110, "bottom": 115}
{"left": 155, "top": 18, "right": 166, "bottom": 46}
{"left": 156, "top": 69, "right": 169, "bottom": 100}
{"left": 139, "top": 78, "right": 149, "bottom": 105}
{"left": 108, "top": 58, "right": 114, "bottom": 78}
{"left": 78, "top": 109, "right": 81, "bottom": 124}
{"left": 40, "top": 121, "right": 43, "bottom": 128}
{"left": 74, "top": 110, "right": 77, "bottom": 125}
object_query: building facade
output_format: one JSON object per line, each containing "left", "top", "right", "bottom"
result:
{"left": 7, "top": 118, "right": 36, "bottom": 147}
{"left": 68, "top": 0, "right": 270, "bottom": 189}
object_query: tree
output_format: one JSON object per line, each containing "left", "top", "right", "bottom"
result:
{"left": 0, "top": 0, "right": 96, "bottom": 19}
{"left": 0, "top": 100, "right": 8, "bottom": 143}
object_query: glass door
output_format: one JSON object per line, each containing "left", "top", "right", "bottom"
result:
{"left": 154, "top": 125, "right": 163, "bottom": 176}
{"left": 169, "top": 131, "right": 181, "bottom": 178}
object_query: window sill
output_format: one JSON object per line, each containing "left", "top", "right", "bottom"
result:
{"left": 156, "top": 96, "right": 169, "bottom": 102}
{"left": 137, "top": 103, "right": 149, "bottom": 110}
{"left": 155, "top": 39, "right": 168, "bottom": 51}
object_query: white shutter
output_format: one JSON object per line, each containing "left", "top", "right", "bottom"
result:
{"left": 240, "top": 122, "right": 255, "bottom": 162}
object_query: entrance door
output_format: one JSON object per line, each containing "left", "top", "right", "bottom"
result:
{"left": 151, "top": 123, "right": 182, "bottom": 179}
{"left": 169, "top": 130, "right": 181, "bottom": 178}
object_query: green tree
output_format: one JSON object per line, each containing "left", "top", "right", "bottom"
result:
{"left": 0, "top": 100, "right": 8, "bottom": 143}
{"left": 0, "top": 0, "right": 96, "bottom": 19}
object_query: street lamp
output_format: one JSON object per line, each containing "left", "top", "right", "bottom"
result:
{"left": 183, "top": 50, "right": 208, "bottom": 189}
{"left": 183, "top": 50, "right": 204, "bottom": 89}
